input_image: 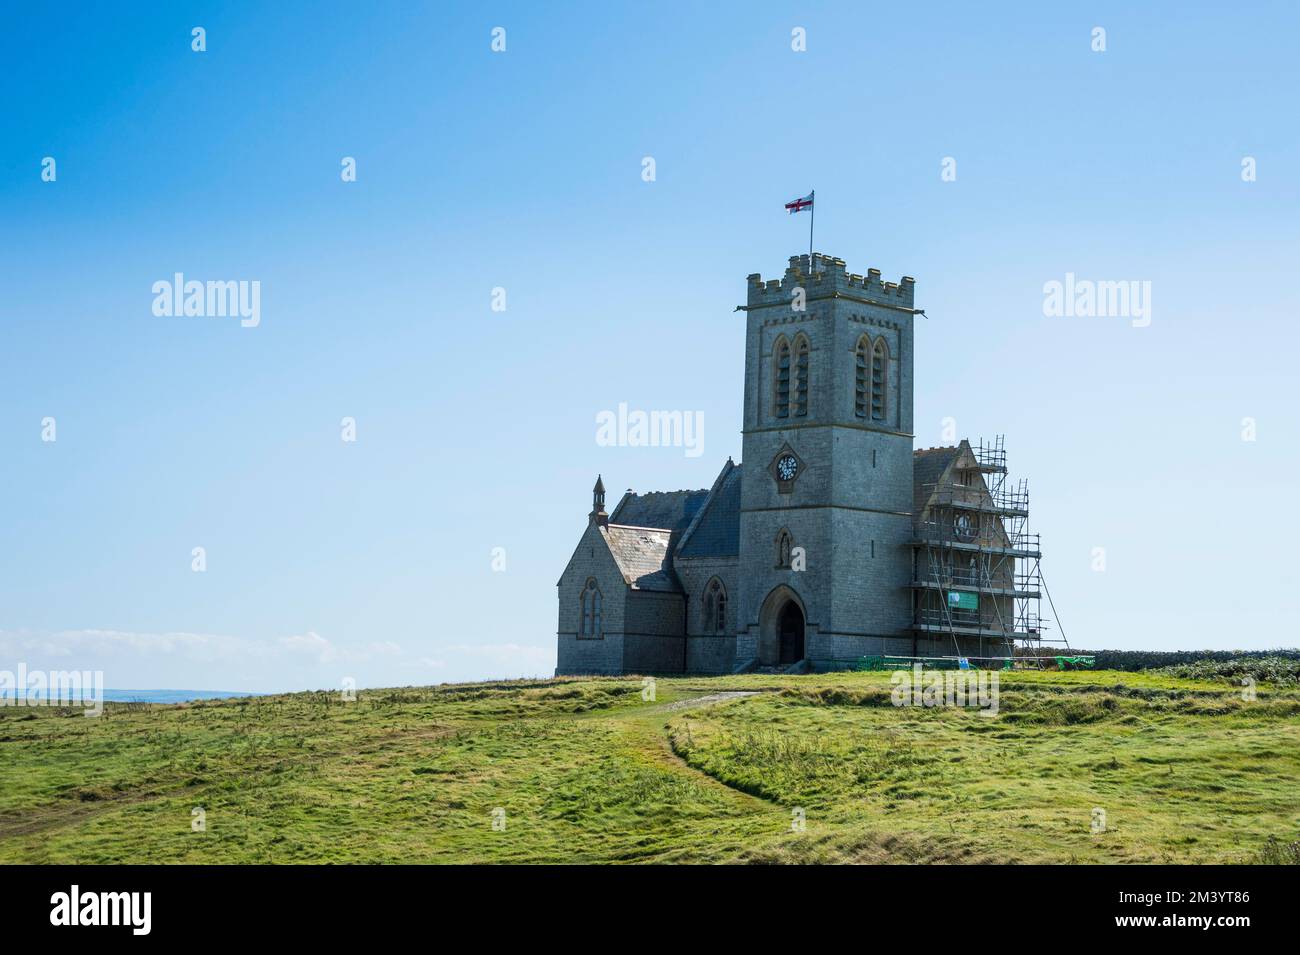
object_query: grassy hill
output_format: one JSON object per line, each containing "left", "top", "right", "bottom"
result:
{"left": 2, "top": 669, "right": 1298, "bottom": 864}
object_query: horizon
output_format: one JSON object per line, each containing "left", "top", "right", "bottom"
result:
{"left": 3, "top": 1, "right": 1298, "bottom": 692}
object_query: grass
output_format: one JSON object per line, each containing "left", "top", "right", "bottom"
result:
{"left": 1, "top": 670, "right": 1297, "bottom": 863}
{"left": 1146, "top": 656, "right": 1300, "bottom": 687}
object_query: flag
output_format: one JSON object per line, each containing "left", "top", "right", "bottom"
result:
{"left": 785, "top": 192, "right": 813, "bottom": 214}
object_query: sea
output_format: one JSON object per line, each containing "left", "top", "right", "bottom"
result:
{"left": 0, "top": 689, "right": 266, "bottom": 704}
{"left": 100, "top": 689, "right": 258, "bottom": 703}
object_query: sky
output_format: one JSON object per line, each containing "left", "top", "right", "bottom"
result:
{"left": 2, "top": 2, "right": 1298, "bottom": 692}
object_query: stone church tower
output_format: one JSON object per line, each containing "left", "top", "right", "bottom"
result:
{"left": 555, "top": 252, "right": 1042, "bottom": 675}
{"left": 736, "top": 254, "right": 917, "bottom": 666}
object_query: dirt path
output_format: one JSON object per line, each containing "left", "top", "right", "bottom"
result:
{"left": 652, "top": 690, "right": 761, "bottom": 713}
{"left": 612, "top": 690, "right": 773, "bottom": 814}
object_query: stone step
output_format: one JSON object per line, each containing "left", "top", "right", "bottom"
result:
{"left": 753, "top": 662, "right": 805, "bottom": 674}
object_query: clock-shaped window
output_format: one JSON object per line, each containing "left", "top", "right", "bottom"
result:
{"left": 770, "top": 446, "right": 803, "bottom": 493}
{"left": 954, "top": 513, "right": 976, "bottom": 541}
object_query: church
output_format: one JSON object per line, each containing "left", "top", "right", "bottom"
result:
{"left": 556, "top": 252, "right": 1047, "bottom": 675}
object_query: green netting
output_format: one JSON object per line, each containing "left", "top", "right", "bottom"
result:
{"left": 853, "top": 656, "right": 1011, "bottom": 672}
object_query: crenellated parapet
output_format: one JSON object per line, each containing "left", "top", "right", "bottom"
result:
{"left": 746, "top": 253, "right": 916, "bottom": 309}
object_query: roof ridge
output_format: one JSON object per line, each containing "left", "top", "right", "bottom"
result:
{"left": 605, "top": 484, "right": 712, "bottom": 541}
{"left": 674, "top": 459, "right": 736, "bottom": 556}
{"left": 629, "top": 487, "right": 711, "bottom": 496}
{"left": 607, "top": 489, "right": 634, "bottom": 524}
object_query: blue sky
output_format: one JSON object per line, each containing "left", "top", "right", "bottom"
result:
{"left": 2, "top": 1, "right": 1297, "bottom": 692}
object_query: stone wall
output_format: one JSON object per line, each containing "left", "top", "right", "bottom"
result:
{"left": 622, "top": 590, "right": 686, "bottom": 673}
{"left": 555, "top": 523, "right": 628, "bottom": 675}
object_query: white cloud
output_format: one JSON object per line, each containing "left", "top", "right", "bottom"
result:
{"left": 0, "top": 629, "right": 551, "bottom": 690}
{"left": 0, "top": 629, "right": 402, "bottom": 668}
{"left": 279, "top": 631, "right": 337, "bottom": 664}
{"left": 0, "top": 629, "right": 265, "bottom": 662}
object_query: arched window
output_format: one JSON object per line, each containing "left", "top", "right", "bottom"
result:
{"left": 776, "top": 529, "right": 793, "bottom": 568}
{"left": 773, "top": 337, "right": 791, "bottom": 418}
{"left": 871, "top": 338, "right": 888, "bottom": 421}
{"left": 702, "top": 578, "right": 727, "bottom": 634}
{"left": 968, "top": 556, "right": 978, "bottom": 585}
{"left": 793, "top": 335, "right": 810, "bottom": 417}
{"left": 854, "top": 335, "right": 871, "bottom": 418}
{"left": 580, "top": 578, "right": 603, "bottom": 637}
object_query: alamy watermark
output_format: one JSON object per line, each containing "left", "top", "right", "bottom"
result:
{"left": 50, "top": 885, "right": 151, "bottom": 935}
{"left": 0, "top": 664, "right": 104, "bottom": 716}
{"left": 152, "top": 273, "right": 261, "bottom": 328}
{"left": 890, "top": 663, "right": 999, "bottom": 717}
{"left": 1042, "top": 273, "right": 1151, "bottom": 327}
{"left": 596, "top": 402, "right": 704, "bottom": 458}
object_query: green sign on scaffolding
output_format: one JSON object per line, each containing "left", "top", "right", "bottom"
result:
{"left": 947, "top": 590, "right": 979, "bottom": 611}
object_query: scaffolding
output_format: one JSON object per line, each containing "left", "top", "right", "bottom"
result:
{"left": 909, "top": 436, "right": 1069, "bottom": 667}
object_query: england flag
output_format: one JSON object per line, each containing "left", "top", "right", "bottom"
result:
{"left": 784, "top": 192, "right": 813, "bottom": 214}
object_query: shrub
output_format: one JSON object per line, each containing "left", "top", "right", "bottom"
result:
{"left": 1049, "top": 648, "right": 1300, "bottom": 674}
{"left": 1256, "top": 835, "right": 1300, "bottom": 865}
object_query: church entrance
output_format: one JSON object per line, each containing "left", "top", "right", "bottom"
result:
{"left": 777, "top": 601, "right": 805, "bottom": 664}
{"left": 756, "top": 585, "right": 806, "bottom": 666}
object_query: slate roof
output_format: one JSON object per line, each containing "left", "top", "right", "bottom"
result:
{"left": 600, "top": 525, "right": 678, "bottom": 591}
{"left": 912, "top": 446, "right": 961, "bottom": 515}
{"left": 675, "top": 460, "right": 742, "bottom": 559}
{"left": 609, "top": 488, "right": 710, "bottom": 534}
{"left": 601, "top": 471, "right": 728, "bottom": 593}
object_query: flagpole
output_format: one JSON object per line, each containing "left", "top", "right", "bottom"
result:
{"left": 809, "top": 189, "right": 815, "bottom": 274}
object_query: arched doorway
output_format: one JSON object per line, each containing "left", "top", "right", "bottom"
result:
{"left": 757, "top": 585, "right": 806, "bottom": 666}
{"left": 778, "top": 601, "right": 805, "bottom": 664}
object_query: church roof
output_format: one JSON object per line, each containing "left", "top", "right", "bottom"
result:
{"left": 600, "top": 525, "right": 678, "bottom": 592}
{"left": 675, "top": 460, "right": 742, "bottom": 559}
{"left": 609, "top": 488, "right": 710, "bottom": 534}
{"left": 600, "top": 466, "right": 738, "bottom": 592}
{"left": 912, "top": 446, "right": 961, "bottom": 515}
